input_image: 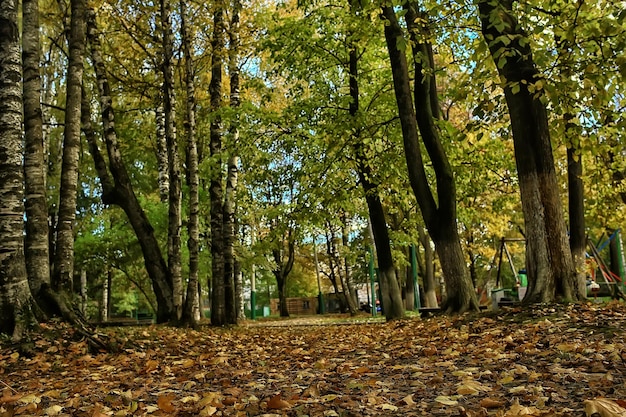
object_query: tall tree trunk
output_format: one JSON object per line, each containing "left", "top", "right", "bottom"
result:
{"left": 273, "top": 239, "right": 295, "bottom": 317}
{"left": 180, "top": 0, "right": 200, "bottom": 326}
{"left": 340, "top": 213, "right": 358, "bottom": 315}
{"left": 381, "top": 3, "right": 478, "bottom": 313}
{"left": 155, "top": 106, "right": 169, "bottom": 202}
{"left": 223, "top": 0, "right": 242, "bottom": 324}
{"left": 85, "top": 11, "right": 175, "bottom": 322}
{"left": 23, "top": 0, "right": 50, "bottom": 297}
{"left": 567, "top": 131, "right": 587, "bottom": 297}
{"left": 99, "top": 271, "right": 109, "bottom": 322}
{"left": 348, "top": 19, "right": 404, "bottom": 320}
{"left": 364, "top": 192, "right": 405, "bottom": 319}
{"left": 53, "top": 0, "right": 87, "bottom": 294}
{"left": 235, "top": 258, "right": 246, "bottom": 321}
{"left": 404, "top": 247, "right": 415, "bottom": 310}
{"left": 557, "top": 34, "right": 587, "bottom": 299}
{"left": 210, "top": 0, "right": 227, "bottom": 326}
{"left": 418, "top": 225, "right": 438, "bottom": 308}
{"left": 160, "top": 0, "right": 183, "bottom": 321}
{"left": 0, "top": 1, "right": 35, "bottom": 339}
{"left": 478, "top": 0, "right": 580, "bottom": 302}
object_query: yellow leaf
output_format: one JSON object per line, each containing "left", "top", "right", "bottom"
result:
{"left": 44, "top": 405, "right": 64, "bottom": 415}
{"left": 435, "top": 396, "right": 458, "bottom": 406}
{"left": 182, "top": 358, "right": 196, "bottom": 368}
{"left": 381, "top": 403, "right": 398, "bottom": 411}
{"left": 584, "top": 398, "right": 626, "bottom": 417}
{"left": 402, "top": 394, "right": 415, "bottom": 405}
{"left": 199, "top": 405, "right": 218, "bottom": 416}
{"left": 18, "top": 394, "right": 41, "bottom": 404}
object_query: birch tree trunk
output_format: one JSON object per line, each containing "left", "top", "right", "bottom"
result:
{"left": 0, "top": 0, "right": 35, "bottom": 340}
{"left": 53, "top": 0, "right": 87, "bottom": 294}
{"left": 160, "top": 0, "right": 183, "bottom": 321}
{"left": 210, "top": 0, "right": 227, "bottom": 325}
{"left": 222, "top": 0, "right": 242, "bottom": 325}
{"left": 180, "top": 0, "right": 200, "bottom": 326}
{"left": 23, "top": 0, "right": 50, "bottom": 297}
{"left": 155, "top": 106, "right": 169, "bottom": 202}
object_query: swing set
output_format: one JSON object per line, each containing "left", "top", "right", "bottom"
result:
{"left": 490, "top": 229, "right": 626, "bottom": 306}
{"left": 586, "top": 229, "right": 626, "bottom": 300}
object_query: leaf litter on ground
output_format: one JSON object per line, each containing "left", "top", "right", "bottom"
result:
{"left": 1, "top": 302, "right": 626, "bottom": 416}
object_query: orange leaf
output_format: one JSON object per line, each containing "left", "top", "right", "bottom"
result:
{"left": 480, "top": 398, "right": 504, "bottom": 409}
{"left": 157, "top": 393, "right": 177, "bottom": 413}
{"left": 0, "top": 394, "right": 22, "bottom": 404}
{"left": 267, "top": 394, "right": 291, "bottom": 410}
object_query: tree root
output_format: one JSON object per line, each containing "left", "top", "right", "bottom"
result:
{"left": 38, "top": 284, "right": 115, "bottom": 353}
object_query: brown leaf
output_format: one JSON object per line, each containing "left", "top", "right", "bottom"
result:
{"left": 0, "top": 394, "right": 22, "bottom": 404}
{"left": 157, "top": 393, "right": 177, "bottom": 413}
{"left": 267, "top": 394, "right": 291, "bottom": 410}
{"left": 479, "top": 398, "right": 504, "bottom": 409}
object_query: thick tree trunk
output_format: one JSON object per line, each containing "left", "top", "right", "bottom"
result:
{"left": 478, "top": 0, "right": 580, "bottom": 302}
{"left": 160, "top": 0, "right": 183, "bottom": 321}
{"left": 381, "top": 4, "right": 478, "bottom": 313}
{"left": 180, "top": 0, "right": 200, "bottom": 327}
{"left": 23, "top": 0, "right": 50, "bottom": 297}
{"left": 85, "top": 12, "right": 175, "bottom": 322}
{"left": 0, "top": 2, "right": 35, "bottom": 340}
{"left": 210, "top": 0, "right": 227, "bottom": 325}
{"left": 53, "top": 0, "right": 87, "bottom": 294}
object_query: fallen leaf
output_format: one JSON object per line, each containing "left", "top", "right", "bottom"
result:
{"left": 381, "top": 403, "right": 398, "bottom": 411}
{"left": 157, "top": 393, "right": 176, "bottom": 413}
{"left": 480, "top": 398, "right": 504, "bottom": 409}
{"left": 199, "top": 405, "right": 218, "bottom": 416}
{"left": 435, "top": 396, "right": 458, "bottom": 406}
{"left": 584, "top": 398, "right": 626, "bottom": 417}
{"left": 43, "top": 405, "right": 64, "bottom": 415}
{"left": 402, "top": 394, "right": 415, "bottom": 405}
{"left": 266, "top": 394, "right": 291, "bottom": 410}
{"left": 0, "top": 394, "right": 22, "bottom": 404}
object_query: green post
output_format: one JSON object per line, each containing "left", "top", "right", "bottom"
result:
{"left": 250, "top": 265, "right": 257, "bottom": 320}
{"left": 410, "top": 244, "right": 421, "bottom": 310}
{"left": 368, "top": 246, "right": 377, "bottom": 317}
{"left": 314, "top": 237, "right": 325, "bottom": 314}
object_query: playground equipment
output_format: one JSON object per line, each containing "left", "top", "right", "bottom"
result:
{"left": 490, "top": 237, "right": 526, "bottom": 308}
{"left": 586, "top": 229, "right": 626, "bottom": 300}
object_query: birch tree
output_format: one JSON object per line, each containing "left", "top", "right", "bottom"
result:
{"left": 23, "top": 0, "right": 50, "bottom": 296}
{"left": 0, "top": 0, "right": 35, "bottom": 340}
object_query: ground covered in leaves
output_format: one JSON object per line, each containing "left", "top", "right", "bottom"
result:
{"left": 2, "top": 303, "right": 626, "bottom": 416}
